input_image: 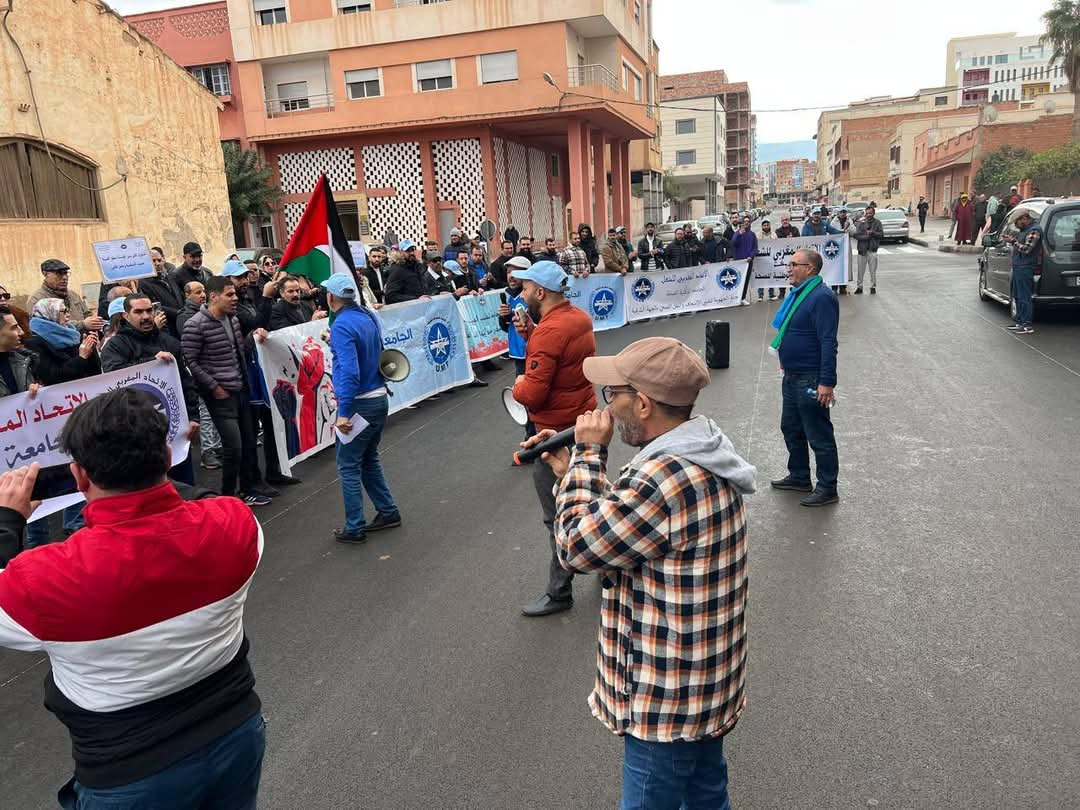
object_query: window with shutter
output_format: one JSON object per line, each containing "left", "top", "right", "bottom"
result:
{"left": 416, "top": 59, "right": 453, "bottom": 91}
{"left": 0, "top": 139, "right": 102, "bottom": 220}
{"left": 253, "top": 0, "right": 287, "bottom": 24}
{"left": 346, "top": 68, "right": 381, "bottom": 99}
{"left": 337, "top": 0, "right": 371, "bottom": 11}
{"left": 479, "top": 51, "right": 517, "bottom": 84}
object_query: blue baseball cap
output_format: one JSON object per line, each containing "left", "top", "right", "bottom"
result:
{"left": 107, "top": 297, "right": 126, "bottom": 318}
{"left": 511, "top": 260, "right": 567, "bottom": 292}
{"left": 320, "top": 272, "right": 357, "bottom": 300}
{"left": 399, "top": 238, "right": 416, "bottom": 251}
{"left": 444, "top": 259, "right": 463, "bottom": 275}
{"left": 221, "top": 259, "right": 248, "bottom": 277}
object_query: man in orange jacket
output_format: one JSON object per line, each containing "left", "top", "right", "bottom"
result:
{"left": 511, "top": 261, "right": 597, "bottom": 616}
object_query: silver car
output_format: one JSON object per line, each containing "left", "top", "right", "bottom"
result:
{"left": 874, "top": 209, "right": 910, "bottom": 243}
{"left": 655, "top": 219, "right": 699, "bottom": 242}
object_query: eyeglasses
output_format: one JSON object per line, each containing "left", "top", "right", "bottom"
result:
{"left": 789, "top": 262, "right": 812, "bottom": 268}
{"left": 601, "top": 385, "right": 636, "bottom": 404}
{"left": 0, "top": 293, "right": 10, "bottom": 301}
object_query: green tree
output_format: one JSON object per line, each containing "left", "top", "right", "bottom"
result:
{"left": 1022, "top": 141, "right": 1080, "bottom": 185}
{"left": 662, "top": 168, "right": 683, "bottom": 205}
{"left": 1041, "top": 0, "right": 1080, "bottom": 143}
{"left": 974, "top": 145, "right": 1033, "bottom": 194}
{"left": 223, "top": 142, "right": 281, "bottom": 247}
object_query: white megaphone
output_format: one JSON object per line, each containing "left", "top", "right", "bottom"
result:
{"left": 501, "top": 387, "right": 529, "bottom": 426}
{"left": 379, "top": 349, "right": 410, "bottom": 382}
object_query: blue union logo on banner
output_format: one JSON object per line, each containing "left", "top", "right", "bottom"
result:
{"left": 425, "top": 318, "right": 456, "bottom": 372}
{"left": 716, "top": 267, "right": 741, "bottom": 290}
{"left": 823, "top": 240, "right": 841, "bottom": 260}
{"left": 591, "top": 287, "right": 617, "bottom": 319}
{"left": 631, "top": 277, "right": 655, "bottom": 301}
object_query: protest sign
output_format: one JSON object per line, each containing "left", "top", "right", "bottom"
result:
{"left": 348, "top": 240, "right": 368, "bottom": 268}
{"left": 457, "top": 290, "right": 509, "bottom": 362}
{"left": 92, "top": 237, "right": 155, "bottom": 282}
{"left": 378, "top": 295, "right": 474, "bottom": 412}
{"left": 751, "top": 234, "right": 849, "bottom": 289}
{"left": 625, "top": 265, "right": 744, "bottom": 322}
{"left": 566, "top": 273, "right": 627, "bottom": 331}
{"left": 257, "top": 295, "right": 474, "bottom": 474}
{"left": 0, "top": 360, "right": 190, "bottom": 520}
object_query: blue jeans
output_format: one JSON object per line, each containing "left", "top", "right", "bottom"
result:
{"left": 620, "top": 734, "right": 731, "bottom": 810}
{"left": 780, "top": 372, "right": 839, "bottom": 492}
{"left": 58, "top": 712, "right": 265, "bottom": 810}
{"left": 24, "top": 503, "right": 85, "bottom": 549}
{"left": 336, "top": 396, "right": 398, "bottom": 533}
{"left": 1011, "top": 266, "right": 1034, "bottom": 326}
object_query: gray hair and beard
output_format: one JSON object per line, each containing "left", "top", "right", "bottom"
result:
{"left": 616, "top": 408, "right": 648, "bottom": 448}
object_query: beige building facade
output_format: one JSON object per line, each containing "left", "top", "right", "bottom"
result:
{"left": 0, "top": 0, "right": 232, "bottom": 299}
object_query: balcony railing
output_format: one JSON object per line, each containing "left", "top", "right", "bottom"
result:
{"left": 568, "top": 64, "right": 619, "bottom": 93}
{"left": 394, "top": 0, "right": 449, "bottom": 6}
{"left": 264, "top": 93, "right": 335, "bottom": 118}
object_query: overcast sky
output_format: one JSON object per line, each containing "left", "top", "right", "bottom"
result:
{"left": 113, "top": 0, "right": 1054, "bottom": 144}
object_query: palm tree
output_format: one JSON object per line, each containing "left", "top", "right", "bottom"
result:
{"left": 1041, "top": 0, "right": 1080, "bottom": 143}
{"left": 223, "top": 142, "right": 282, "bottom": 247}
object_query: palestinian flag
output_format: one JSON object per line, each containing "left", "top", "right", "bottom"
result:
{"left": 278, "top": 174, "right": 356, "bottom": 285}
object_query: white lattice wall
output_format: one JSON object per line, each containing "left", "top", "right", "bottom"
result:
{"left": 492, "top": 137, "right": 509, "bottom": 231}
{"left": 362, "top": 142, "right": 425, "bottom": 244}
{"left": 551, "top": 195, "right": 565, "bottom": 240}
{"left": 507, "top": 142, "right": 530, "bottom": 233}
{"left": 528, "top": 147, "right": 553, "bottom": 240}
{"left": 277, "top": 148, "right": 356, "bottom": 196}
{"left": 433, "top": 138, "right": 485, "bottom": 236}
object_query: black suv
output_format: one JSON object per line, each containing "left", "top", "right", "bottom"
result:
{"left": 978, "top": 199, "right": 1080, "bottom": 320}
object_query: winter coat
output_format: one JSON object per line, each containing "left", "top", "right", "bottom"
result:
{"left": 169, "top": 263, "right": 212, "bottom": 302}
{"left": 24, "top": 335, "right": 99, "bottom": 386}
{"left": 663, "top": 240, "right": 696, "bottom": 269}
{"left": 383, "top": 259, "right": 428, "bottom": 304}
{"left": 600, "top": 239, "right": 629, "bottom": 273}
{"left": 175, "top": 300, "right": 202, "bottom": 339}
{"left": 855, "top": 217, "right": 884, "bottom": 254}
{"left": 269, "top": 299, "right": 315, "bottom": 331}
{"left": 139, "top": 273, "right": 187, "bottom": 336}
{"left": 180, "top": 306, "right": 247, "bottom": 395}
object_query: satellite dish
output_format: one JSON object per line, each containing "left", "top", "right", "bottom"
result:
{"left": 1044, "top": 98, "right": 1057, "bottom": 115}
{"left": 983, "top": 105, "right": 998, "bottom": 122}
{"left": 479, "top": 219, "right": 497, "bottom": 241}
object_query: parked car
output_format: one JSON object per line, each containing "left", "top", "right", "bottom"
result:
{"left": 978, "top": 199, "right": 1080, "bottom": 321}
{"left": 875, "top": 209, "right": 910, "bottom": 243}
{"left": 655, "top": 219, "right": 699, "bottom": 242}
{"left": 790, "top": 205, "right": 806, "bottom": 221}
{"left": 698, "top": 213, "right": 732, "bottom": 233}
{"left": 845, "top": 201, "right": 870, "bottom": 220}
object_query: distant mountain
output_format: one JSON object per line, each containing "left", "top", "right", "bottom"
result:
{"left": 757, "top": 140, "right": 817, "bottom": 164}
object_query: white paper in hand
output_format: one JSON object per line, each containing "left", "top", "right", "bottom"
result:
{"left": 334, "top": 413, "right": 370, "bottom": 444}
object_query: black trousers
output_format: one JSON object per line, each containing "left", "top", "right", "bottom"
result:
{"left": 206, "top": 391, "right": 260, "bottom": 496}
{"left": 533, "top": 460, "right": 573, "bottom": 600}
{"left": 257, "top": 405, "right": 281, "bottom": 478}
{"left": 918, "top": 212, "right": 927, "bottom": 232}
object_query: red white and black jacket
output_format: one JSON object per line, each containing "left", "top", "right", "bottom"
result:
{"left": 0, "top": 483, "right": 263, "bottom": 788}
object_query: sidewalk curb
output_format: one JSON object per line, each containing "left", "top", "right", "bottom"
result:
{"left": 909, "top": 235, "right": 981, "bottom": 254}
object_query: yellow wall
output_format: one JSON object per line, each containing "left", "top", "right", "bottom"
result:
{"left": 0, "top": 0, "right": 232, "bottom": 298}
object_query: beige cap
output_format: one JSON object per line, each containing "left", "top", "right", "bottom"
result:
{"left": 584, "top": 337, "right": 710, "bottom": 407}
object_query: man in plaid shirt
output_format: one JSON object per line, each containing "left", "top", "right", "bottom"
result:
{"left": 527, "top": 337, "right": 756, "bottom": 809}
{"left": 558, "top": 231, "right": 592, "bottom": 278}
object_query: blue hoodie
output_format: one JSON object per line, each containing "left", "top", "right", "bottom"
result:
{"left": 801, "top": 220, "right": 842, "bottom": 237}
{"left": 504, "top": 289, "right": 528, "bottom": 359}
{"left": 329, "top": 304, "right": 385, "bottom": 417}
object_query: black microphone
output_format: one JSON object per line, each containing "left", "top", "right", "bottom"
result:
{"left": 513, "top": 426, "right": 576, "bottom": 466}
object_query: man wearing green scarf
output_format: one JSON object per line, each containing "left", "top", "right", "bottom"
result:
{"left": 769, "top": 249, "right": 840, "bottom": 507}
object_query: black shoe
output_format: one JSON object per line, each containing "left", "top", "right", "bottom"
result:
{"left": 468, "top": 378, "right": 489, "bottom": 388}
{"left": 254, "top": 484, "right": 279, "bottom": 498}
{"left": 870, "top": 287, "right": 876, "bottom": 295}
{"left": 266, "top": 473, "right": 302, "bottom": 486}
{"left": 334, "top": 529, "right": 367, "bottom": 545}
{"left": 240, "top": 492, "right": 272, "bottom": 508}
{"left": 366, "top": 512, "right": 402, "bottom": 533}
{"left": 770, "top": 476, "right": 813, "bottom": 492}
{"left": 854, "top": 287, "right": 863, "bottom": 295}
{"left": 201, "top": 453, "right": 222, "bottom": 470}
{"left": 521, "top": 593, "right": 573, "bottom": 617}
{"left": 800, "top": 489, "right": 839, "bottom": 507}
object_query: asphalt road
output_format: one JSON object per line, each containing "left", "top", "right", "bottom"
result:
{"left": 3, "top": 244, "right": 1079, "bottom": 808}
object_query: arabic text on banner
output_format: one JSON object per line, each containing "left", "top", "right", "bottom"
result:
{"left": 377, "top": 295, "right": 474, "bottom": 412}
{"left": 256, "top": 296, "right": 474, "bottom": 475}
{"left": 92, "top": 237, "right": 156, "bottom": 283}
{"left": 566, "top": 273, "right": 627, "bottom": 331}
{"left": 0, "top": 360, "right": 190, "bottom": 520}
{"left": 624, "top": 265, "right": 744, "bottom": 322}
{"left": 750, "top": 235, "right": 849, "bottom": 290}
{"left": 457, "top": 290, "right": 510, "bottom": 362}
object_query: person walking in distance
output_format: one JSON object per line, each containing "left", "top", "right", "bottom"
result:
{"left": 1003, "top": 207, "right": 1042, "bottom": 336}
{"left": 0, "top": 388, "right": 266, "bottom": 809}
{"left": 321, "top": 274, "right": 401, "bottom": 544}
{"left": 510, "top": 261, "right": 597, "bottom": 617}
{"left": 527, "top": 337, "right": 755, "bottom": 810}
{"left": 770, "top": 249, "right": 840, "bottom": 507}
{"left": 916, "top": 196, "right": 929, "bottom": 233}
{"left": 854, "top": 205, "right": 884, "bottom": 295}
